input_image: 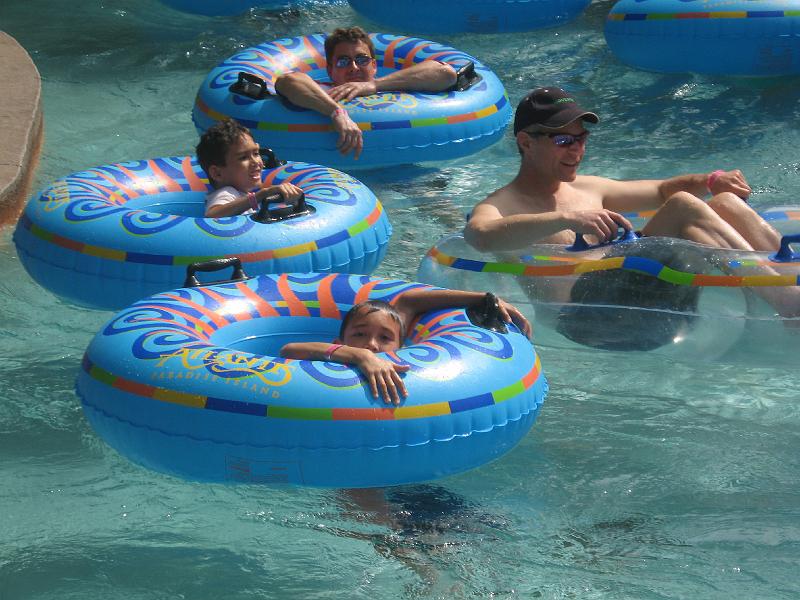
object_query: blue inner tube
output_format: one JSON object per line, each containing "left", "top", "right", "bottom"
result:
{"left": 348, "top": 0, "right": 592, "bottom": 34}
{"left": 76, "top": 272, "right": 548, "bottom": 488}
{"left": 605, "top": 0, "right": 800, "bottom": 75}
{"left": 13, "top": 157, "right": 391, "bottom": 311}
{"left": 192, "top": 33, "right": 512, "bottom": 169}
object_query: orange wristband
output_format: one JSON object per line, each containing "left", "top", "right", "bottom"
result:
{"left": 324, "top": 343, "right": 343, "bottom": 360}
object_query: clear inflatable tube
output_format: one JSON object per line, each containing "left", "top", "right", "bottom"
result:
{"left": 418, "top": 230, "right": 800, "bottom": 362}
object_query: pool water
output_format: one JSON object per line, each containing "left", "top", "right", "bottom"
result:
{"left": 2, "top": 0, "right": 800, "bottom": 597}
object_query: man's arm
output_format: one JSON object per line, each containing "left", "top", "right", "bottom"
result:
{"left": 328, "top": 60, "right": 457, "bottom": 102}
{"left": 274, "top": 70, "right": 339, "bottom": 114}
{"left": 465, "top": 194, "right": 632, "bottom": 252}
{"left": 596, "top": 169, "right": 750, "bottom": 213}
{"left": 657, "top": 170, "right": 750, "bottom": 201}
{"left": 465, "top": 202, "right": 575, "bottom": 250}
{"left": 591, "top": 174, "right": 703, "bottom": 213}
{"left": 274, "top": 71, "right": 363, "bottom": 158}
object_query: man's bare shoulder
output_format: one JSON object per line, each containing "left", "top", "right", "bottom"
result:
{"left": 472, "top": 182, "right": 533, "bottom": 217}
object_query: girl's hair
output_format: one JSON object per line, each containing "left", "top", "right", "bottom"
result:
{"left": 195, "top": 118, "right": 253, "bottom": 187}
{"left": 339, "top": 300, "right": 405, "bottom": 345}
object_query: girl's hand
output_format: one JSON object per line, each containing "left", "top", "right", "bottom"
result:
{"left": 497, "top": 298, "right": 532, "bottom": 338}
{"left": 353, "top": 349, "right": 410, "bottom": 405}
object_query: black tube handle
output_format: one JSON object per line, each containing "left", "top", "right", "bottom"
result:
{"left": 452, "top": 61, "right": 482, "bottom": 92}
{"left": 252, "top": 192, "right": 312, "bottom": 223}
{"left": 259, "top": 147, "right": 285, "bottom": 169}
{"left": 229, "top": 72, "right": 270, "bottom": 100}
{"left": 183, "top": 257, "right": 248, "bottom": 288}
{"left": 466, "top": 292, "right": 508, "bottom": 334}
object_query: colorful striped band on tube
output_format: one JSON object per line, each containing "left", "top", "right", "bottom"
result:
{"left": 605, "top": 0, "right": 800, "bottom": 75}
{"left": 417, "top": 232, "right": 800, "bottom": 360}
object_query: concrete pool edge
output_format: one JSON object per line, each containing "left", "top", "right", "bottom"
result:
{"left": 0, "top": 30, "right": 43, "bottom": 227}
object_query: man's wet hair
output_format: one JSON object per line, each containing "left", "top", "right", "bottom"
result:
{"left": 339, "top": 299, "right": 405, "bottom": 345}
{"left": 196, "top": 118, "right": 253, "bottom": 187}
{"left": 324, "top": 26, "right": 375, "bottom": 66}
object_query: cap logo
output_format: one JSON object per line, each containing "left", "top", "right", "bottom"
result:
{"left": 554, "top": 98, "right": 575, "bottom": 104}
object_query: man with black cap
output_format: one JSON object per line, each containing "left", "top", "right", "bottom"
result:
{"left": 464, "top": 86, "right": 800, "bottom": 321}
{"left": 466, "top": 86, "right": 776, "bottom": 253}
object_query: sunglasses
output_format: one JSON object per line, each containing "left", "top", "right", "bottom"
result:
{"left": 333, "top": 54, "right": 373, "bottom": 69}
{"left": 527, "top": 130, "right": 590, "bottom": 147}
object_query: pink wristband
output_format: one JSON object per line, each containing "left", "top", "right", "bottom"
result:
{"left": 706, "top": 170, "right": 724, "bottom": 193}
{"left": 330, "top": 106, "right": 346, "bottom": 119}
{"left": 247, "top": 191, "right": 258, "bottom": 211}
{"left": 324, "top": 343, "right": 343, "bottom": 361}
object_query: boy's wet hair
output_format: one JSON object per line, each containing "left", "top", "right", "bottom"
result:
{"left": 339, "top": 300, "right": 405, "bottom": 346}
{"left": 196, "top": 118, "right": 253, "bottom": 187}
{"left": 324, "top": 26, "right": 375, "bottom": 65}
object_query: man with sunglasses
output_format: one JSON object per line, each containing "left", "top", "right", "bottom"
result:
{"left": 466, "top": 87, "right": 781, "bottom": 255}
{"left": 275, "top": 26, "right": 456, "bottom": 160}
{"left": 466, "top": 87, "right": 800, "bottom": 322}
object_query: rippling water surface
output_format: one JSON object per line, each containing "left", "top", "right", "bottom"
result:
{"left": 1, "top": 0, "right": 799, "bottom": 597}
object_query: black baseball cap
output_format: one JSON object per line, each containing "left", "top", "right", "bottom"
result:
{"left": 513, "top": 87, "right": 599, "bottom": 135}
